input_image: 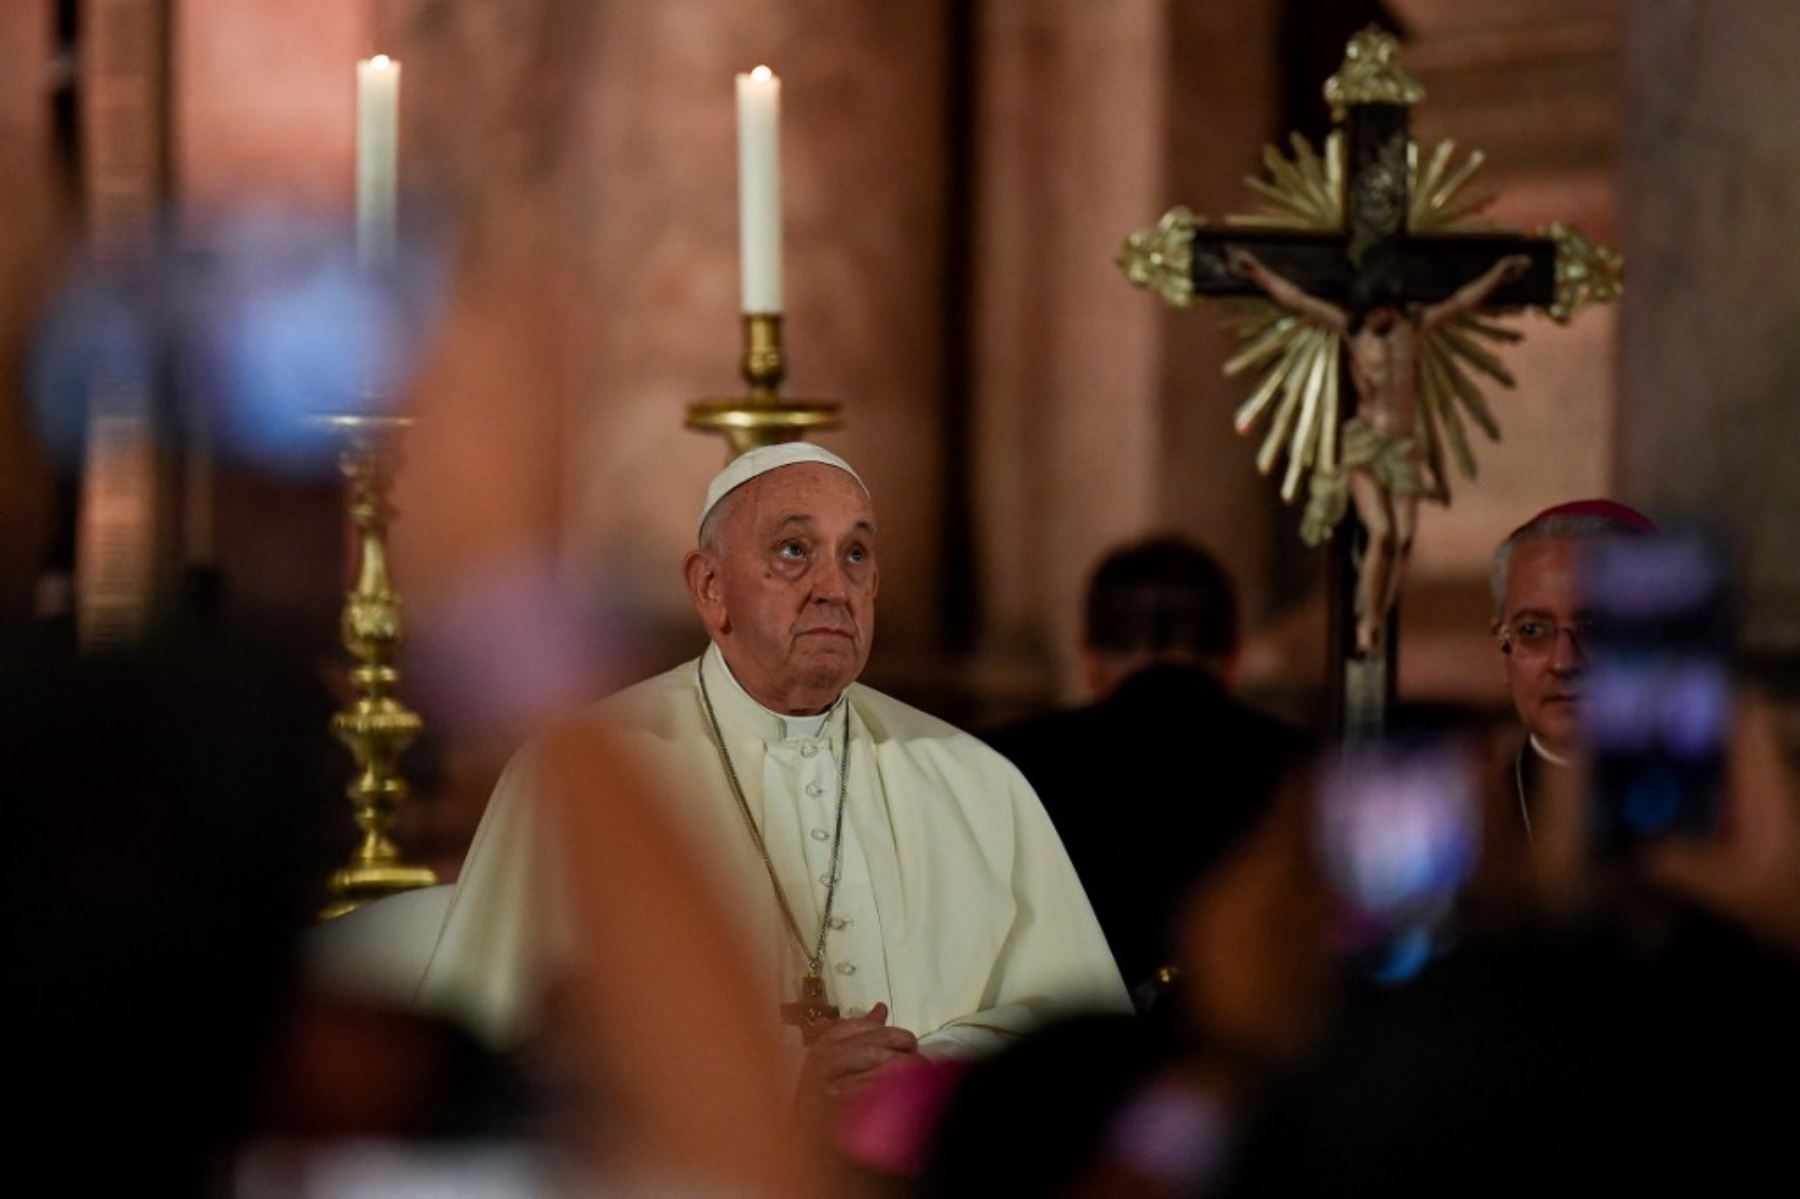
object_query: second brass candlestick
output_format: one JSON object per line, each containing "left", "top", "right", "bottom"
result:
{"left": 687, "top": 313, "right": 842, "bottom": 458}
{"left": 315, "top": 413, "right": 438, "bottom": 919}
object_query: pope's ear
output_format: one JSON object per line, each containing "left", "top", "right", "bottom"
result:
{"left": 684, "top": 549, "right": 727, "bottom": 629}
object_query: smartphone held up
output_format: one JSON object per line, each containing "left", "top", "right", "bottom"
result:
{"left": 1582, "top": 532, "right": 1734, "bottom": 852}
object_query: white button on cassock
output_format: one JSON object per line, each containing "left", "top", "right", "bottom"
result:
{"left": 811, "top": 828, "right": 830, "bottom": 841}
{"left": 836, "top": 962, "right": 856, "bottom": 976}
{"left": 800, "top": 744, "right": 818, "bottom": 758}
{"left": 805, "top": 782, "right": 824, "bottom": 797}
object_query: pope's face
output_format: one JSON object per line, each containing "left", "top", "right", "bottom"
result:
{"left": 1498, "top": 536, "right": 1591, "bottom": 755}
{"left": 690, "top": 463, "right": 878, "bottom": 714}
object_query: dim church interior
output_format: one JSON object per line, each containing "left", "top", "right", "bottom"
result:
{"left": 0, "top": 0, "right": 1795, "bottom": 885}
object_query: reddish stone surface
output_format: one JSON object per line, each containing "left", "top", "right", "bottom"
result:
{"left": 0, "top": 0, "right": 60, "bottom": 617}
{"left": 173, "top": 0, "right": 371, "bottom": 226}
{"left": 1619, "top": 0, "right": 1800, "bottom": 660}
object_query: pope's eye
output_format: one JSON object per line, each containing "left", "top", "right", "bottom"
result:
{"left": 1515, "top": 621, "right": 1547, "bottom": 640}
{"left": 777, "top": 541, "right": 807, "bottom": 560}
{"left": 846, "top": 545, "right": 868, "bottom": 564}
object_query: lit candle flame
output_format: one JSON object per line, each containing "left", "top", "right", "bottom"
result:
{"left": 750, "top": 64, "right": 773, "bottom": 81}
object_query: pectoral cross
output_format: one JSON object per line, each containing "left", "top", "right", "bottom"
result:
{"left": 779, "top": 972, "right": 839, "bottom": 1045}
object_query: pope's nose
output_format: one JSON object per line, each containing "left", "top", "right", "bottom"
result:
{"left": 810, "top": 556, "right": 852, "bottom": 604}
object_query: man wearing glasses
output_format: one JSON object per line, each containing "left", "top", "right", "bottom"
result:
{"left": 1490, "top": 499, "right": 1657, "bottom": 845}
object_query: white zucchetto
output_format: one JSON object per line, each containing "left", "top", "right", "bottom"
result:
{"left": 696, "top": 442, "right": 867, "bottom": 539}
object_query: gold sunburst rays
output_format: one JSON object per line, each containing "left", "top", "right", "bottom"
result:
{"left": 1409, "top": 139, "right": 1501, "bottom": 232}
{"left": 1116, "top": 124, "right": 1554, "bottom": 538}
{"left": 1229, "top": 133, "right": 1345, "bottom": 230}
{"left": 1226, "top": 132, "right": 1497, "bottom": 235}
{"left": 1420, "top": 334, "right": 1477, "bottom": 487}
{"left": 1210, "top": 129, "right": 1521, "bottom": 522}
{"left": 1225, "top": 316, "right": 1343, "bottom": 503}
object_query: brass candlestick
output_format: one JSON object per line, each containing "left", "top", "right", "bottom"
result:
{"left": 316, "top": 413, "right": 437, "bottom": 919}
{"left": 686, "top": 313, "right": 842, "bottom": 457}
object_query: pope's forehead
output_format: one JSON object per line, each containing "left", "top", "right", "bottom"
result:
{"left": 736, "top": 462, "right": 874, "bottom": 520}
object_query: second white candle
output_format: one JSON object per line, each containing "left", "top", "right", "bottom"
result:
{"left": 356, "top": 54, "right": 401, "bottom": 266}
{"left": 736, "top": 65, "right": 783, "bottom": 313}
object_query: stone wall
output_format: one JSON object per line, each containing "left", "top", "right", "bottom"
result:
{"left": 1617, "top": 0, "right": 1800, "bottom": 661}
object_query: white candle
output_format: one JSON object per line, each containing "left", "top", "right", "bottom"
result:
{"left": 356, "top": 54, "right": 401, "bottom": 265}
{"left": 735, "top": 65, "right": 783, "bottom": 313}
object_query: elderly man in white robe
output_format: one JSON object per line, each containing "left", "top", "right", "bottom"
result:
{"left": 420, "top": 443, "right": 1128, "bottom": 1112}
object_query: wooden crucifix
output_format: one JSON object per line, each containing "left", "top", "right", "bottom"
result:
{"left": 779, "top": 972, "right": 840, "bottom": 1046}
{"left": 1119, "top": 26, "right": 1621, "bottom": 736}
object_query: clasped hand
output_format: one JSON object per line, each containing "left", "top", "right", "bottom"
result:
{"left": 794, "top": 1002, "right": 919, "bottom": 1116}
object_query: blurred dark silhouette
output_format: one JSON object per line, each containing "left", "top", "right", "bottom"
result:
{"left": 986, "top": 537, "right": 1310, "bottom": 999}
{"left": 0, "top": 627, "right": 343, "bottom": 1187}
{"left": 1226, "top": 911, "right": 1800, "bottom": 1195}
{"left": 0, "top": 627, "right": 526, "bottom": 1189}
{"left": 921, "top": 1013, "right": 1169, "bottom": 1198}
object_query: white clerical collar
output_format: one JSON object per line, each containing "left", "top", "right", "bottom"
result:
{"left": 1529, "top": 734, "right": 1577, "bottom": 768}
{"left": 703, "top": 643, "right": 845, "bottom": 742}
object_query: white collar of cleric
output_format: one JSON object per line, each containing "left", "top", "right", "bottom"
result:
{"left": 695, "top": 443, "right": 867, "bottom": 539}
{"left": 1528, "top": 734, "right": 1577, "bottom": 767}
{"left": 704, "top": 643, "right": 845, "bottom": 743}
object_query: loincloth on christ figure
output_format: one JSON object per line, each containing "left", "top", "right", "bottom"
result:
{"left": 1300, "top": 417, "right": 1430, "bottom": 545}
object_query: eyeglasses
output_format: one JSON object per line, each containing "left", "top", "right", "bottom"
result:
{"left": 1496, "top": 617, "right": 1605, "bottom": 658}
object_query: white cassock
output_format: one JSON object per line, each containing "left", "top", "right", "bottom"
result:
{"left": 418, "top": 643, "right": 1129, "bottom": 1062}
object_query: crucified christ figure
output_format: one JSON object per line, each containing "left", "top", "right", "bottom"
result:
{"left": 1227, "top": 248, "right": 1531, "bottom": 656}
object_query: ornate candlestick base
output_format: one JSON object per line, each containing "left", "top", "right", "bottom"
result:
{"left": 315, "top": 413, "right": 438, "bottom": 920}
{"left": 686, "top": 313, "right": 841, "bottom": 457}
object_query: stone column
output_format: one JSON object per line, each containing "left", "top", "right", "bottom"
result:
{"left": 0, "top": 0, "right": 59, "bottom": 618}
{"left": 1157, "top": 0, "right": 1283, "bottom": 621}
{"left": 1617, "top": 0, "right": 1800, "bottom": 658}
{"left": 970, "top": 0, "right": 1281, "bottom": 704}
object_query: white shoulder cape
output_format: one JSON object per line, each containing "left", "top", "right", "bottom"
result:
{"left": 417, "top": 650, "right": 1129, "bottom": 1059}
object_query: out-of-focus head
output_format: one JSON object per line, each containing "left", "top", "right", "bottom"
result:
{"left": 2, "top": 630, "right": 342, "bottom": 1187}
{"left": 1081, "top": 536, "right": 1239, "bottom": 699}
{"left": 1175, "top": 778, "right": 1337, "bottom": 1067}
{"left": 685, "top": 444, "right": 877, "bottom": 715}
{"left": 1491, "top": 500, "right": 1656, "bottom": 755}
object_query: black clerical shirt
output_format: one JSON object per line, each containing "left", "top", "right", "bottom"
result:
{"left": 984, "top": 665, "right": 1309, "bottom": 996}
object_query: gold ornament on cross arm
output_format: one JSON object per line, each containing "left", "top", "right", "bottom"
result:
{"left": 1544, "top": 222, "right": 1625, "bottom": 323}
{"left": 687, "top": 313, "right": 842, "bottom": 459}
{"left": 315, "top": 414, "right": 437, "bottom": 919}
{"left": 1117, "top": 207, "right": 1199, "bottom": 310}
